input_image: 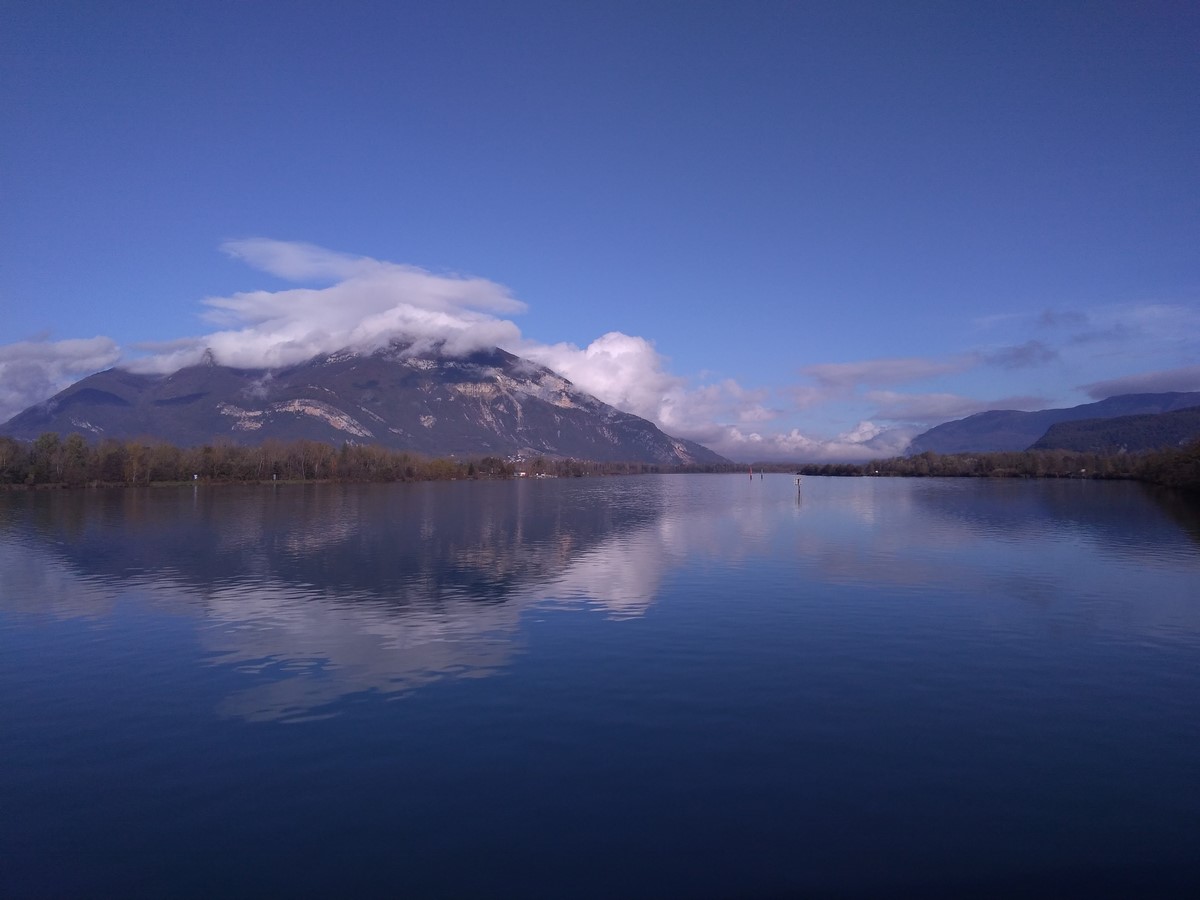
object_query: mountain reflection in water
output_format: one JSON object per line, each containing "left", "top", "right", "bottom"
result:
{"left": 1, "top": 476, "right": 1197, "bottom": 725}
{"left": 2, "top": 475, "right": 1199, "bottom": 897}
{"left": 1, "top": 480, "right": 681, "bottom": 720}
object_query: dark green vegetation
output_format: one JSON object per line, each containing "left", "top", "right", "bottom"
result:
{"left": 0, "top": 433, "right": 709, "bottom": 487}
{"left": 5, "top": 433, "right": 1198, "bottom": 493}
{"left": 795, "top": 442, "right": 1200, "bottom": 491}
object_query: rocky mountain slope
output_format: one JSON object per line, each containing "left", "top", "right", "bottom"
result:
{"left": 0, "top": 343, "right": 728, "bottom": 465}
{"left": 908, "top": 392, "right": 1200, "bottom": 454}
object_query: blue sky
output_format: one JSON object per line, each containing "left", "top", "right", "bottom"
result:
{"left": 3, "top": 0, "right": 1198, "bottom": 460}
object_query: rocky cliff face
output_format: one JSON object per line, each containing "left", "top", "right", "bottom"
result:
{"left": 1, "top": 342, "right": 729, "bottom": 465}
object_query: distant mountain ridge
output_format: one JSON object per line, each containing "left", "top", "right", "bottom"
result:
{"left": 908, "top": 392, "right": 1200, "bottom": 454}
{"left": 1030, "top": 406, "right": 1200, "bottom": 454}
{"left": 0, "top": 342, "right": 729, "bottom": 465}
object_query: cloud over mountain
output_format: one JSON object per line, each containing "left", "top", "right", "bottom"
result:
{"left": 0, "top": 337, "right": 121, "bottom": 423}
{"left": 5, "top": 240, "right": 1189, "bottom": 463}
{"left": 1, "top": 241, "right": 801, "bottom": 457}
{"left": 133, "top": 239, "right": 526, "bottom": 374}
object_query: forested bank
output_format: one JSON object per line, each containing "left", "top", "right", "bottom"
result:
{"left": 0, "top": 433, "right": 706, "bottom": 487}
{"left": 798, "top": 442, "right": 1200, "bottom": 491}
{"left": 2, "top": 433, "right": 1197, "bottom": 492}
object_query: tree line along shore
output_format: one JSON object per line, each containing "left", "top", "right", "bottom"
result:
{"left": 810, "top": 443, "right": 1200, "bottom": 490}
{"left": 1, "top": 433, "right": 1198, "bottom": 492}
{"left": 0, "top": 433, "right": 693, "bottom": 487}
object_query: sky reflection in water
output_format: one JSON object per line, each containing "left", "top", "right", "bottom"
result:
{"left": 1, "top": 476, "right": 1197, "bottom": 724}
{"left": 1, "top": 476, "right": 1198, "bottom": 897}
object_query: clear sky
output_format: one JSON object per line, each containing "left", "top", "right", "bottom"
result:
{"left": 3, "top": 0, "right": 1198, "bottom": 460}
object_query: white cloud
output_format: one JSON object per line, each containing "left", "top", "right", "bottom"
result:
{"left": 837, "top": 421, "right": 885, "bottom": 443}
{"left": 519, "top": 332, "right": 781, "bottom": 449}
{"left": 509, "top": 330, "right": 918, "bottom": 461}
{"left": 694, "top": 419, "right": 918, "bottom": 463}
{"left": 127, "top": 239, "right": 527, "bottom": 373}
{"left": 522, "top": 332, "right": 683, "bottom": 424}
{"left": 221, "top": 238, "right": 377, "bottom": 282}
{"left": 0, "top": 337, "right": 122, "bottom": 424}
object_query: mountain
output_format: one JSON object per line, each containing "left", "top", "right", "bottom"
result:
{"left": 908, "top": 392, "right": 1200, "bottom": 454}
{"left": 0, "top": 342, "right": 729, "bottom": 465}
{"left": 1030, "top": 406, "right": 1200, "bottom": 454}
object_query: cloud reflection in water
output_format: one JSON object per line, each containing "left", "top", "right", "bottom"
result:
{"left": 2, "top": 476, "right": 1196, "bottom": 722}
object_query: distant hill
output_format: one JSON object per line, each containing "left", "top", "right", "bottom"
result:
{"left": 1030, "top": 406, "right": 1200, "bottom": 454}
{"left": 0, "top": 342, "right": 729, "bottom": 465}
{"left": 908, "top": 392, "right": 1200, "bottom": 454}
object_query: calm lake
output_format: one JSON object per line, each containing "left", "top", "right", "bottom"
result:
{"left": 2, "top": 475, "right": 1198, "bottom": 898}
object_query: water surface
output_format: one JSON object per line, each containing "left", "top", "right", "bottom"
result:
{"left": 2, "top": 475, "right": 1198, "bottom": 897}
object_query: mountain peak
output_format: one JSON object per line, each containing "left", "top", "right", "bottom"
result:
{"left": 1, "top": 345, "right": 729, "bottom": 465}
